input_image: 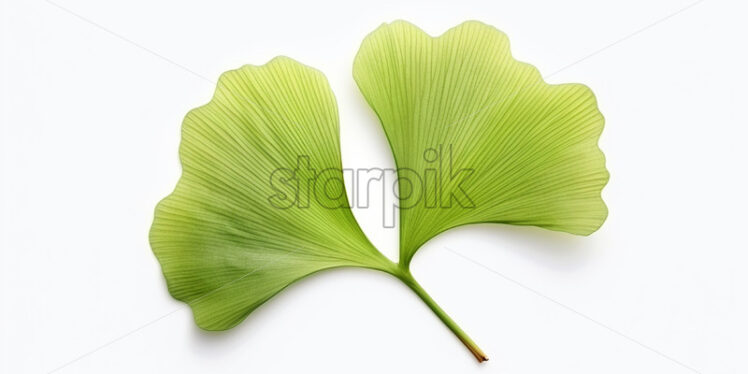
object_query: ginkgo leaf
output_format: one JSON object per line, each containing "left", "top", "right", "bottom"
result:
{"left": 149, "top": 57, "right": 396, "bottom": 330}
{"left": 152, "top": 20, "right": 609, "bottom": 364}
{"left": 353, "top": 20, "right": 609, "bottom": 267}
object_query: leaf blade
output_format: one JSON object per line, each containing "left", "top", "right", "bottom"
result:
{"left": 353, "top": 21, "right": 609, "bottom": 264}
{"left": 150, "top": 57, "right": 392, "bottom": 330}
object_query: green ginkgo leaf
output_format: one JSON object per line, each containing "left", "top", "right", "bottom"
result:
{"left": 353, "top": 21, "right": 609, "bottom": 267}
{"left": 150, "top": 57, "right": 397, "bottom": 330}
{"left": 151, "top": 21, "right": 608, "bottom": 363}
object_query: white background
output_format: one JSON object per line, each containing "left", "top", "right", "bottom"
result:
{"left": 1, "top": 0, "right": 746, "bottom": 373}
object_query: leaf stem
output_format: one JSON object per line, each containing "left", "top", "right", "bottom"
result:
{"left": 395, "top": 269, "right": 488, "bottom": 362}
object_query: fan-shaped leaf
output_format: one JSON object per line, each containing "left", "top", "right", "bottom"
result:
{"left": 353, "top": 21, "right": 609, "bottom": 266}
{"left": 151, "top": 21, "right": 609, "bottom": 363}
{"left": 150, "top": 57, "right": 394, "bottom": 330}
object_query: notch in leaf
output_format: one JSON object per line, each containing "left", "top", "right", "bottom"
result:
{"left": 150, "top": 21, "right": 608, "bottom": 363}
